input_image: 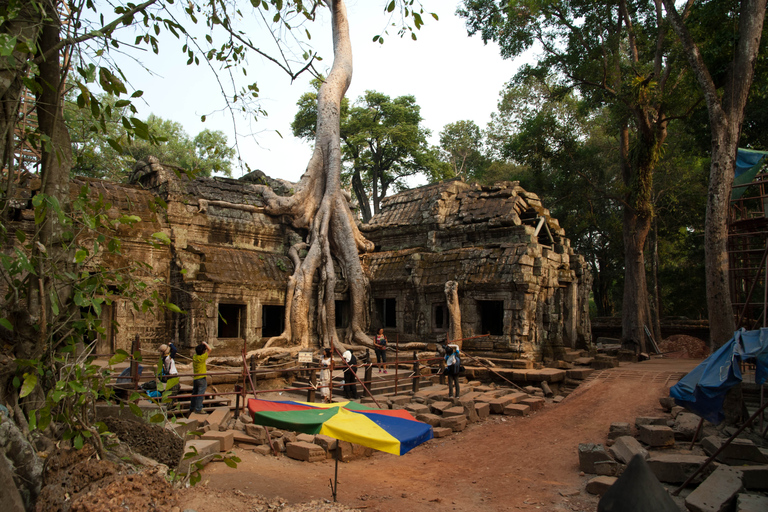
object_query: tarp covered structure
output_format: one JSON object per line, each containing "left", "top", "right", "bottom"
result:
{"left": 732, "top": 148, "right": 768, "bottom": 200}
{"left": 248, "top": 398, "right": 433, "bottom": 456}
{"left": 670, "top": 328, "right": 768, "bottom": 424}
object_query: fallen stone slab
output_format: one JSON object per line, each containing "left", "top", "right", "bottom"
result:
{"left": 188, "top": 412, "right": 210, "bottom": 426}
{"left": 432, "top": 427, "right": 452, "bottom": 438}
{"left": 413, "top": 385, "right": 447, "bottom": 399}
{"left": 552, "top": 395, "right": 564, "bottom": 403}
{"left": 205, "top": 407, "right": 231, "bottom": 432}
{"left": 740, "top": 465, "right": 768, "bottom": 490}
{"left": 594, "top": 460, "right": 622, "bottom": 477}
{"left": 597, "top": 453, "right": 678, "bottom": 512}
{"left": 647, "top": 453, "right": 712, "bottom": 484}
{"left": 475, "top": 402, "right": 490, "bottom": 420}
{"left": 573, "top": 357, "right": 594, "bottom": 367}
{"left": 405, "top": 403, "right": 430, "bottom": 416}
{"left": 232, "top": 431, "right": 262, "bottom": 445}
{"left": 672, "top": 412, "right": 702, "bottom": 441}
{"left": 638, "top": 425, "right": 675, "bottom": 448}
{"left": 503, "top": 404, "right": 530, "bottom": 417}
{"left": 701, "top": 436, "right": 768, "bottom": 465}
{"left": 586, "top": 476, "right": 617, "bottom": 496}
{"left": 566, "top": 368, "right": 594, "bottom": 380}
{"left": 685, "top": 465, "right": 744, "bottom": 512}
{"left": 416, "top": 413, "right": 442, "bottom": 427}
{"left": 285, "top": 441, "right": 326, "bottom": 462}
{"left": 607, "top": 423, "right": 631, "bottom": 441}
{"left": 461, "top": 400, "right": 479, "bottom": 423}
{"left": 658, "top": 397, "right": 675, "bottom": 412}
{"left": 201, "top": 430, "right": 234, "bottom": 452}
{"left": 520, "top": 397, "right": 545, "bottom": 412}
{"left": 472, "top": 385, "right": 494, "bottom": 393}
{"left": 519, "top": 368, "right": 566, "bottom": 383}
{"left": 488, "top": 393, "right": 528, "bottom": 414}
{"left": 609, "top": 436, "right": 649, "bottom": 464}
{"left": 296, "top": 433, "right": 315, "bottom": 444}
{"left": 579, "top": 443, "right": 614, "bottom": 474}
{"left": 459, "top": 391, "right": 484, "bottom": 402}
{"left": 166, "top": 418, "right": 199, "bottom": 438}
{"left": 244, "top": 424, "right": 269, "bottom": 443}
{"left": 178, "top": 439, "right": 220, "bottom": 474}
{"left": 429, "top": 401, "right": 453, "bottom": 415}
{"left": 388, "top": 396, "right": 410, "bottom": 406}
{"left": 253, "top": 445, "right": 272, "bottom": 456}
{"left": 439, "top": 415, "right": 468, "bottom": 432}
{"left": 314, "top": 434, "right": 338, "bottom": 454}
{"left": 442, "top": 406, "right": 466, "bottom": 417}
{"left": 736, "top": 493, "right": 768, "bottom": 512}
{"left": 636, "top": 416, "right": 668, "bottom": 427}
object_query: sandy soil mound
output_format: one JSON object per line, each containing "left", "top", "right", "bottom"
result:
{"left": 658, "top": 335, "right": 710, "bottom": 359}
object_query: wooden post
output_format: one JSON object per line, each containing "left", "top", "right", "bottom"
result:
{"left": 394, "top": 333, "right": 399, "bottom": 395}
{"left": 412, "top": 351, "right": 420, "bottom": 393}
{"left": 364, "top": 362, "right": 373, "bottom": 397}
{"left": 130, "top": 334, "right": 140, "bottom": 390}
{"left": 308, "top": 369, "right": 317, "bottom": 402}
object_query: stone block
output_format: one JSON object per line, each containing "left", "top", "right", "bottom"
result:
{"left": 585, "top": 476, "right": 616, "bottom": 496}
{"left": 594, "top": 460, "right": 622, "bottom": 477}
{"left": 178, "top": 439, "right": 220, "bottom": 474}
{"left": 607, "top": 422, "right": 631, "bottom": 440}
{"left": 740, "top": 465, "right": 768, "bottom": 490}
{"left": 673, "top": 413, "right": 703, "bottom": 441}
{"left": 638, "top": 425, "right": 675, "bottom": 448}
{"left": 253, "top": 445, "right": 272, "bottom": 456}
{"left": 636, "top": 416, "right": 668, "bottom": 427}
{"left": 188, "top": 412, "right": 210, "bottom": 426}
{"left": 609, "top": 436, "right": 649, "bottom": 464}
{"left": 388, "top": 396, "right": 410, "bottom": 406}
{"left": 314, "top": 434, "right": 338, "bottom": 453}
{"left": 201, "top": 430, "right": 234, "bottom": 452}
{"left": 239, "top": 413, "right": 253, "bottom": 424}
{"left": 736, "top": 493, "right": 768, "bottom": 512}
{"left": 671, "top": 406, "right": 684, "bottom": 417}
{"left": 416, "top": 413, "right": 442, "bottom": 427}
{"left": 442, "top": 406, "right": 466, "bottom": 417}
{"left": 520, "top": 397, "right": 545, "bottom": 412}
{"left": 647, "top": 453, "right": 712, "bottom": 484}
{"left": 475, "top": 402, "right": 490, "bottom": 419}
{"left": 429, "top": 401, "right": 453, "bottom": 415}
{"left": 573, "top": 357, "right": 594, "bottom": 366}
{"left": 432, "top": 427, "right": 452, "bottom": 438}
{"left": 282, "top": 432, "right": 297, "bottom": 443}
{"left": 461, "top": 401, "right": 479, "bottom": 423}
{"left": 503, "top": 404, "right": 530, "bottom": 417}
{"left": 488, "top": 393, "right": 528, "bottom": 414}
{"left": 244, "top": 424, "right": 268, "bottom": 443}
{"left": 285, "top": 441, "right": 326, "bottom": 462}
{"left": 685, "top": 466, "right": 744, "bottom": 512}
{"left": 207, "top": 406, "right": 231, "bottom": 428}
{"left": 271, "top": 437, "right": 285, "bottom": 453}
{"left": 296, "top": 433, "right": 315, "bottom": 444}
{"left": 525, "top": 368, "right": 566, "bottom": 382}
{"left": 566, "top": 368, "right": 594, "bottom": 380}
{"left": 523, "top": 386, "right": 538, "bottom": 394}
{"left": 552, "top": 395, "right": 564, "bottom": 403}
{"left": 701, "top": 436, "right": 768, "bottom": 465}
{"left": 405, "top": 403, "right": 430, "bottom": 416}
{"left": 579, "top": 443, "right": 614, "bottom": 474}
{"left": 658, "top": 397, "right": 675, "bottom": 412}
{"left": 166, "top": 418, "right": 199, "bottom": 438}
{"left": 232, "top": 431, "right": 262, "bottom": 445}
{"left": 439, "top": 415, "right": 468, "bottom": 432}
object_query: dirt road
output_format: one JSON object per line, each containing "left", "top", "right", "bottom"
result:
{"left": 180, "top": 359, "right": 699, "bottom": 512}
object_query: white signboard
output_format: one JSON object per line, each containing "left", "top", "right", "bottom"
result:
{"left": 297, "top": 351, "right": 314, "bottom": 364}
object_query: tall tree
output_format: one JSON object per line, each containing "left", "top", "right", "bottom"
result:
{"left": 292, "top": 86, "right": 438, "bottom": 222}
{"left": 438, "top": 120, "right": 487, "bottom": 181}
{"left": 459, "top": 0, "right": 701, "bottom": 352}
{"left": 662, "top": 0, "right": 767, "bottom": 347}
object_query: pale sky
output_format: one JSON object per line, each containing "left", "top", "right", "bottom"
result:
{"left": 116, "top": 1, "right": 526, "bottom": 183}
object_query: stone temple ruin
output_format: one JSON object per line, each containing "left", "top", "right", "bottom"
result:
{"left": 2, "top": 157, "right": 592, "bottom": 361}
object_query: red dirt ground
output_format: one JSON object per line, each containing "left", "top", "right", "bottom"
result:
{"left": 179, "top": 358, "right": 700, "bottom": 512}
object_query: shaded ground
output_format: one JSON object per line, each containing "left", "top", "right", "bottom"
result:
{"left": 179, "top": 358, "right": 700, "bottom": 512}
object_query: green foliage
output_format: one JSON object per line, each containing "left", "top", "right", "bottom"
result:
{"left": 437, "top": 120, "right": 488, "bottom": 181}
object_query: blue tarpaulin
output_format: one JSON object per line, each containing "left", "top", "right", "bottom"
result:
{"left": 732, "top": 148, "right": 768, "bottom": 200}
{"left": 670, "top": 328, "right": 768, "bottom": 424}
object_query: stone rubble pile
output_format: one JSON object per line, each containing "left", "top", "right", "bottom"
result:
{"left": 578, "top": 396, "right": 768, "bottom": 512}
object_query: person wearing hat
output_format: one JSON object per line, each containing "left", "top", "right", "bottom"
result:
{"left": 342, "top": 350, "right": 358, "bottom": 400}
{"left": 158, "top": 343, "right": 180, "bottom": 395}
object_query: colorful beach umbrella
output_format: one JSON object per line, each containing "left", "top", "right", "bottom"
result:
{"left": 247, "top": 398, "right": 433, "bottom": 456}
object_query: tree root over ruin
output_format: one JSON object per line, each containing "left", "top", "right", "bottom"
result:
{"left": 250, "top": 1, "right": 376, "bottom": 358}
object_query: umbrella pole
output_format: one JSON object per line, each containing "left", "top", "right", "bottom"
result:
{"left": 330, "top": 444, "right": 340, "bottom": 502}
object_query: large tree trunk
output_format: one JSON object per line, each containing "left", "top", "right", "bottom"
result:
{"left": 621, "top": 207, "right": 651, "bottom": 353}
{"left": 663, "top": 0, "right": 767, "bottom": 348}
{"left": 255, "top": 0, "right": 376, "bottom": 354}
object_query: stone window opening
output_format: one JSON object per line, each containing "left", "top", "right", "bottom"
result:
{"left": 478, "top": 300, "right": 504, "bottom": 336}
{"left": 262, "top": 305, "right": 284, "bottom": 338}
{"left": 521, "top": 211, "right": 555, "bottom": 247}
{"left": 375, "top": 298, "right": 397, "bottom": 328}
{"left": 335, "top": 300, "right": 349, "bottom": 328}
{"left": 218, "top": 303, "right": 246, "bottom": 339}
{"left": 433, "top": 302, "right": 448, "bottom": 331}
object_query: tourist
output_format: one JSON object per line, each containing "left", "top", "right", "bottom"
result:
{"left": 190, "top": 341, "right": 211, "bottom": 414}
{"left": 444, "top": 345, "right": 461, "bottom": 398}
{"left": 320, "top": 347, "right": 333, "bottom": 403}
{"left": 342, "top": 350, "right": 358, "bottom": 400}
{"left": 158, "top": 343, "right": 180, "bottom": 395}
{"left": 374, "top": 328, "right": 388, "bottom": 373}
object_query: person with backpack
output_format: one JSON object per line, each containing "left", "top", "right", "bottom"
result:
{"left": 158, "top": 343, "right": 180, "bottom": 395}
{"left": 444, "top": 344, "right": 461, "bottom": 398}
{"left": 342, "top": 350, "right": 358, "bottom": 399}
{"left": 374, "top": 328, "right": 388, "bottom": 373}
